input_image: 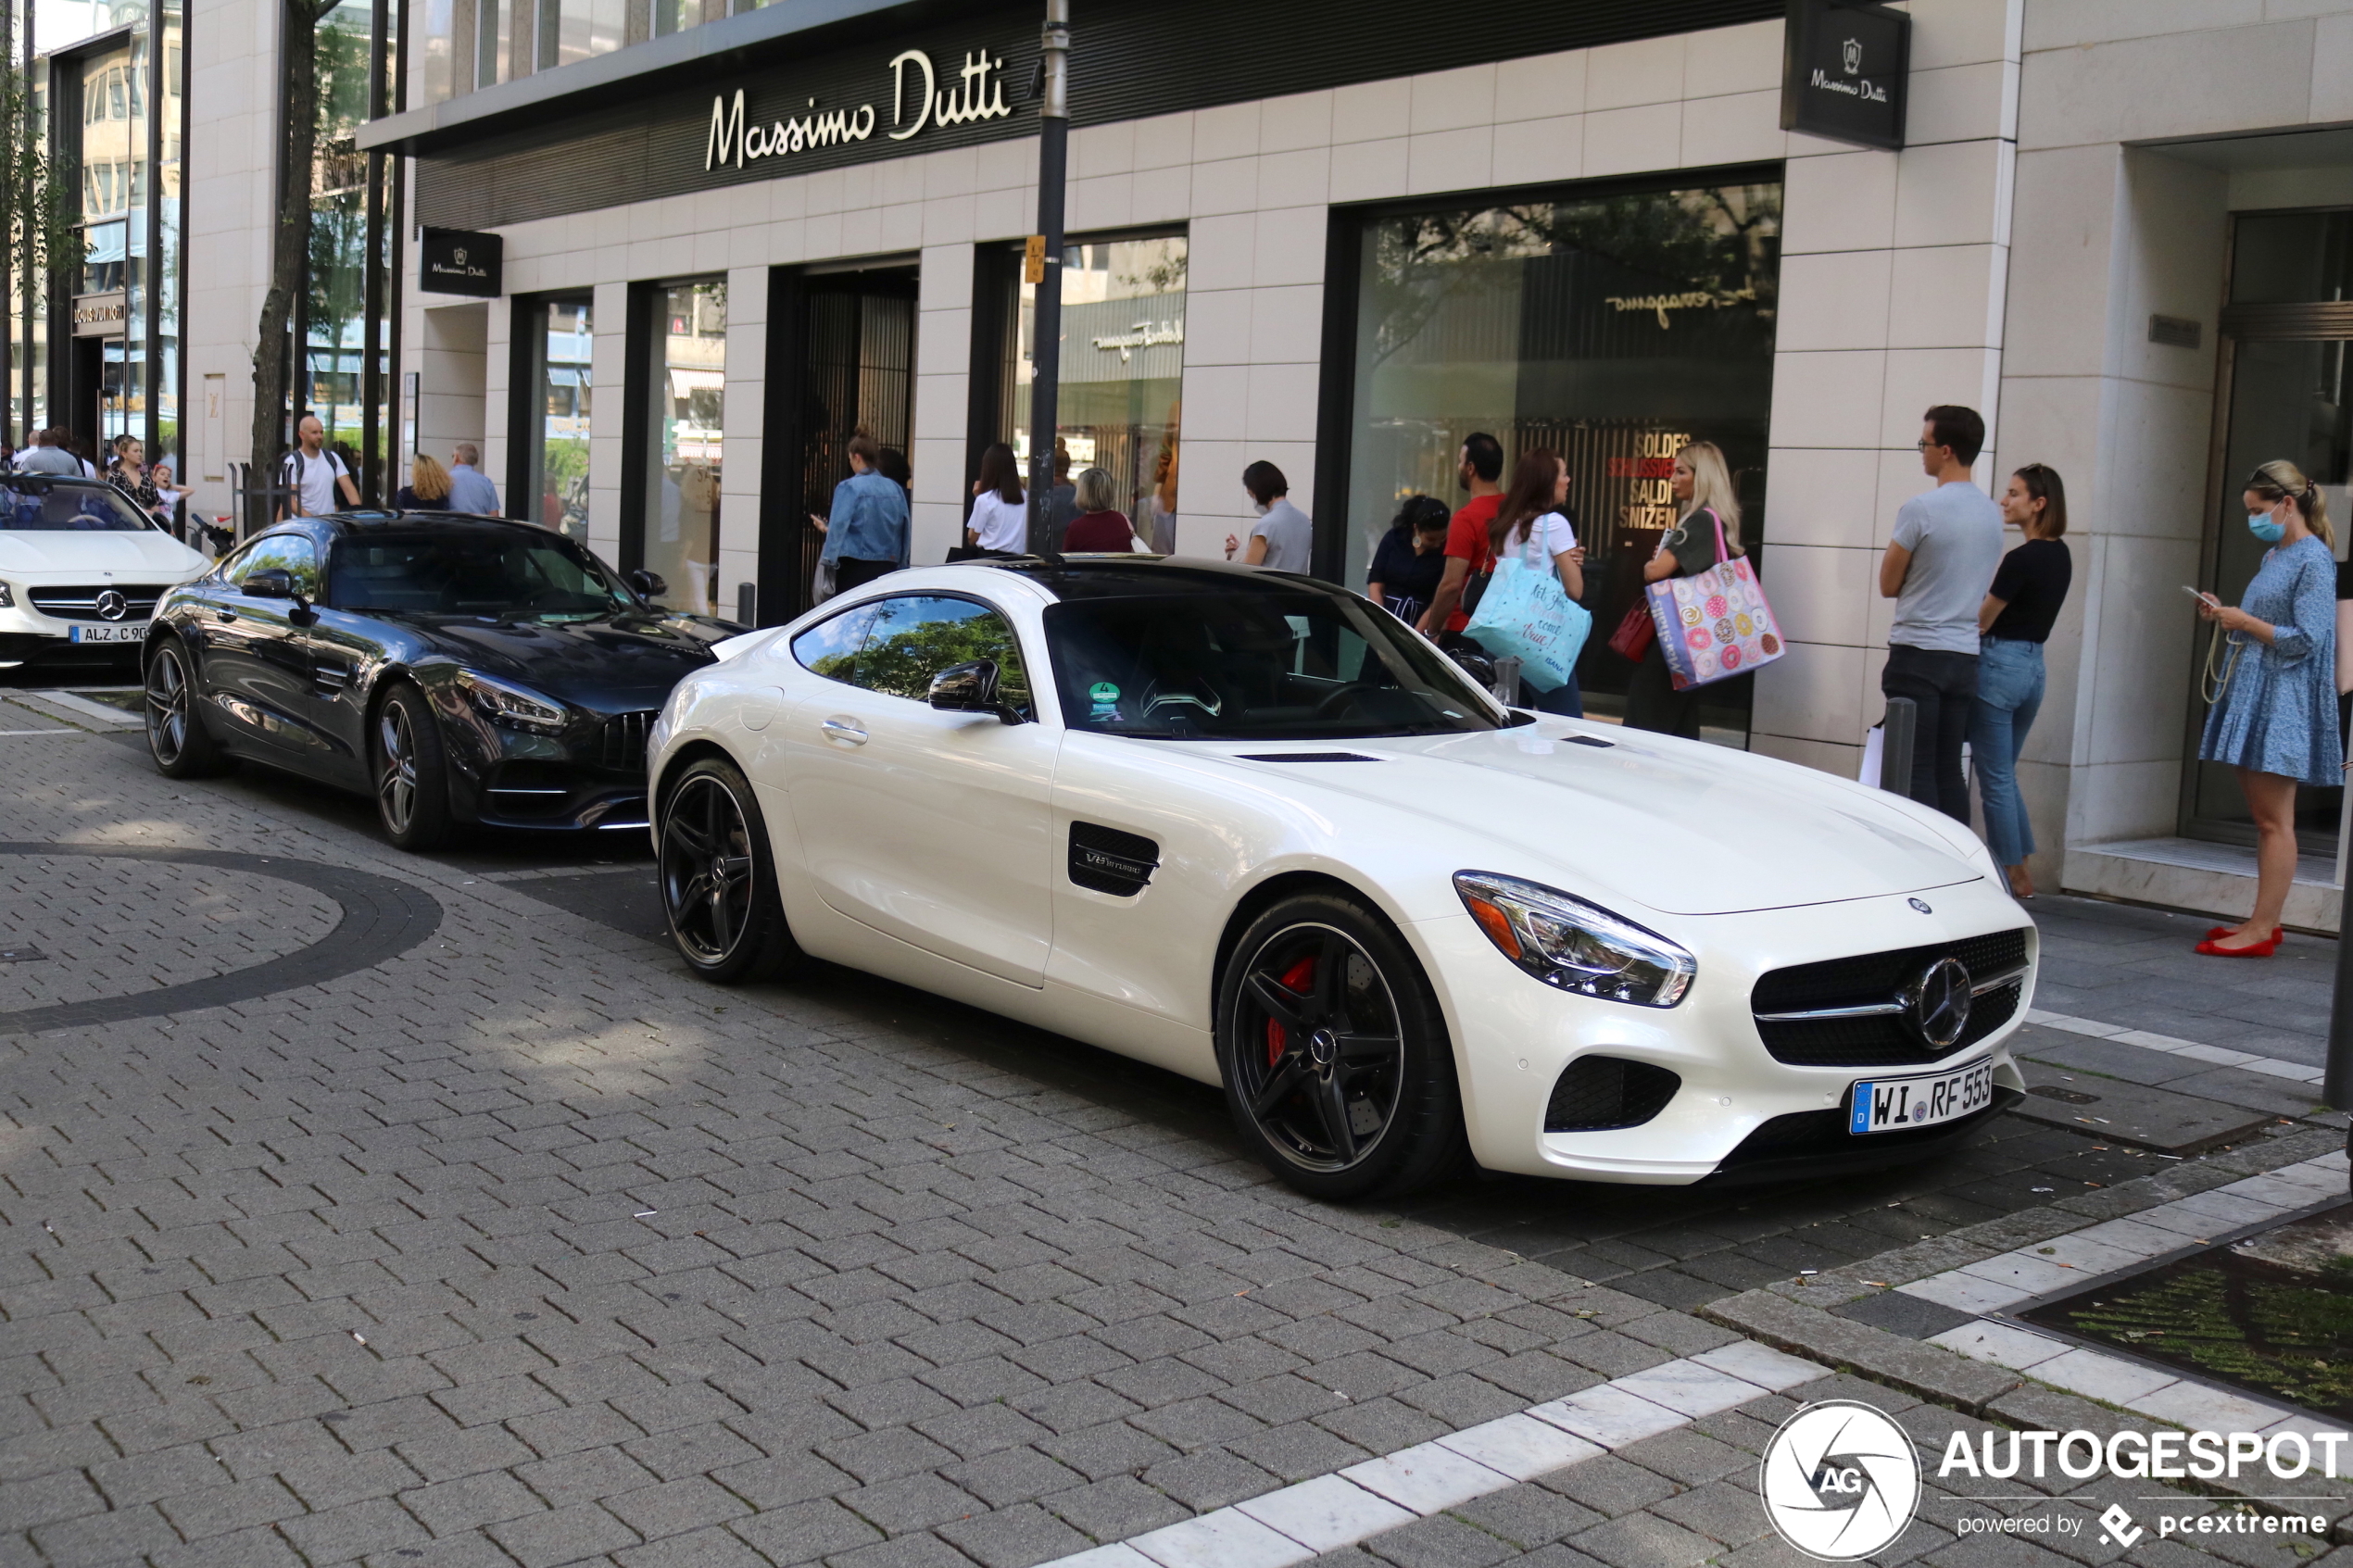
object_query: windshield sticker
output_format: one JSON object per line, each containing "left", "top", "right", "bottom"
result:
{"left": 1088, "top": 681, "right": 1120, "bottom": 720}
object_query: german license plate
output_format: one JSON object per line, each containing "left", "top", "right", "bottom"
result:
{"left": 68, "top": 622, "right": 145, "bottom": 644}
{"left": 1848, "top": 1060, "right": 1993, "bottom": 1135}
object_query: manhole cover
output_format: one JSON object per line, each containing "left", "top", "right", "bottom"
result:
{"left": 2020, "top": 1201, "right": 2353, "bottom": 1419}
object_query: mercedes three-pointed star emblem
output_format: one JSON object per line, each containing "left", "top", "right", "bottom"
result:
{"left": 94, "top": 589, "right": 129, "bottom": 621}
{"left": 1904, "top": 957, "right": 1972, "bottom": 1050}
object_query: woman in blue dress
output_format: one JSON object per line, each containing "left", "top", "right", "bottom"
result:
{"left": 2196, "top": 459, "right": 2340, "bottom": 956}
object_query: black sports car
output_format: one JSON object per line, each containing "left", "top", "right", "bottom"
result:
{"left": 142, "top": 510, "right": 741, "bottom": 849}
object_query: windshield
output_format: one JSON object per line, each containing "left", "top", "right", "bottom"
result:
{"left": 1043, "top": 586, "right": 1505, "bottom": 739}
{"left": 327, "top": 530, "right": 637, "bottom": 619}
{"left": 0, "top": 476, "right": 154, "bottom": 532}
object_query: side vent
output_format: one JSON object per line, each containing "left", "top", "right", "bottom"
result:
{"left": 1545, "top": 1056, "right": 1681, "bottom": 1133}
{"left": 1069, "top": 822, "right": 1159, "bottom": 897}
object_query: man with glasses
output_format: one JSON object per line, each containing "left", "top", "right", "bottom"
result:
{"left": 1878, "top": 404, "right": 2003, "bottom": 822}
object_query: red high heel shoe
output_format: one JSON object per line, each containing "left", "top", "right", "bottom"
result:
{"left": 2204, "top": 925, "right": 2283, "bottom": 942}
{"left": 2196, "top": 931, "right": 2282, "bottom": 958}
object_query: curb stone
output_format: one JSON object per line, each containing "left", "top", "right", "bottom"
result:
{"left": 1699, "top": 1124, "right": 2353, "bottom": 1537}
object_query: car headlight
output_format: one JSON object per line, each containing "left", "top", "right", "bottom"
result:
{"left": 457, "top": 671, "right": 569, "bottom": 733}
{"left": 1453, "top": 872, "right": 1695, "bottom": 1008}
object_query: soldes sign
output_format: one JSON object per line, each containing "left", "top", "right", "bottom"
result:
{"left": 1780, "top": 0, "right": 1908, "bottom": 151}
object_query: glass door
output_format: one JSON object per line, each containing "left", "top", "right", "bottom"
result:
{"left": 2185, "top": 209, "right": 2353, "bottom": 851}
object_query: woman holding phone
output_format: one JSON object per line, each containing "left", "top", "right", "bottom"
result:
{"left": 2194, "top": 459, "right": 2340, "bottom": 956}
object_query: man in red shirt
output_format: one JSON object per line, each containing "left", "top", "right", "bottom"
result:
{"left": 1416, "top": 433, "right": 1505, "bottom": 637}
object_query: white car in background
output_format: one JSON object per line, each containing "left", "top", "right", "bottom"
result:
{"left": 0, "top": 474, "right": 210, "bottom": 668}
{"left": 645, "top": 558, "right": 2034, "bottom": 1199}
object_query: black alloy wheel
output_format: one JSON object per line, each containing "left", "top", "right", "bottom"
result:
{"left": 144, "top": 637, "right": 228, "bottom": 777}
{"left": 658, "top": 755, "right": 798, "bottom": 984}
{"left": 1216, "top": 891, "right": 1465, "bottom": 1200}
{"left": 372, "top": 682, "right": 454, "bottom": 851}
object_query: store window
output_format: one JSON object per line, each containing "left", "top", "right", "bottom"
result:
{"left": 2186, "top": 209, "right": 2353, "bottom": 850}
{"left": 640, "top": 278, "right": 724, "bottom": 616}
{"left": 517, "top": 295, "right": 592, "bottom": 540}
{"left": 1339, "top": 178, "right": 1780, "bottom": 735}
{"left": 996, "top": 232, "right": 1185, "bottom": 552}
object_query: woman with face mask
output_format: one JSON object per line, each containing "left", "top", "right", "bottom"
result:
{"left": 2193, "top": 459, "right": 2341, "bottom": 956}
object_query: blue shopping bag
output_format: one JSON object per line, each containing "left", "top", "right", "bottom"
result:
{"left": 1463, "top": 527, "right": 1591, "bottom": 691}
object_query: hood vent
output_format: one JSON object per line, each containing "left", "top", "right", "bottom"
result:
{"left": 1235, "top": 751, "right": 1381, "bottom": 763}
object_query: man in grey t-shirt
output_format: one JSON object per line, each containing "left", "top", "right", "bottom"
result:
{"left": 1879, "top": 405, "right": 2004, "bottom": 822}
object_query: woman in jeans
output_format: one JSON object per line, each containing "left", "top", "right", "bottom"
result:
{"left": 1969, "top": 464, "right": 2071, "bottom": 899}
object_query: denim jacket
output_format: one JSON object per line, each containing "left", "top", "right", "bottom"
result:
{"left": 822, "top": 468, "right": 911, "bottom": 567}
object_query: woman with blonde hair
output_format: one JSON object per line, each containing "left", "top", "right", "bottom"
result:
{"left": 1624, "top": 440, "right": 1743, "bottom": 736}
{"left": 2193, "top": 459, "right": 2340, "bottom": 956}
{"left": 395, "top": 452, "right": 454, "bottom": 510}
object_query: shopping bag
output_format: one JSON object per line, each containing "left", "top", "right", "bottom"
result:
{"left": 1644, "top": 509, "right": 1785, "bottom": 691}
{"left": 1463, "top": 526, "right": 1592, "bottom": 691}
{"left": 1606, "top": 601, "right": 1655, "bottom": 661}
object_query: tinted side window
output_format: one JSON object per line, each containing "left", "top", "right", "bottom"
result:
{"left": 856, "top": 596, "right": 1032, "bottom": 716}
{"left": 790, "top": 604, "right": 875, "bottom": 686}
{"left": 227, "top": 533, "right": 321, "bottom": 598}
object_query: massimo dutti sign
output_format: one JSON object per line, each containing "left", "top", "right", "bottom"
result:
{"left": 1780, "top": 0, "right": 1908, "bottom": 151}
{"left": 704, "top": 47, "right": 1013, "bottom": 171}
{"left": 419, "top": 227, "right": 502, "bottom": 296}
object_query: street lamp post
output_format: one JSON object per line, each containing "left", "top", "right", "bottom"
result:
{"left": 1026, "top": 0, "right": 1069, "bottom": 552}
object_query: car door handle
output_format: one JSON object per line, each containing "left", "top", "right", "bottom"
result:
{"left": 820, "top": 717, "right": 868, "bottom": 746}
{"left": 215, "top": 608, "right": 237, "bottom": 621}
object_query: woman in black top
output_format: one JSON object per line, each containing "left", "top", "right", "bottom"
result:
{"left": 1367, "top": 495, "right": 1451, "bottom": 625}
{"left": 1970, "top": 463, "right": 2072, "bottom": 898}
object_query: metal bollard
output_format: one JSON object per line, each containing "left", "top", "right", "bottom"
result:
{"left": 1493, "top": 657, "right": 1523, "bottom": 708}
{"left": 736, "top": 583, "right": 758, "bottom": 626}
{"left": 1881, "top": 696, "right": 1918, "bottom": 800}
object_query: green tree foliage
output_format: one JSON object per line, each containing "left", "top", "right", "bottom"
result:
{"left": 855, "top": 607, "right": 1032, "bottom": 714}
{"left": 0, "top": 66, "right": 89, "bottom": 328}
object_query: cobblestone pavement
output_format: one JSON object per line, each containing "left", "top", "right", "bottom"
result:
{"left": 0, "top": 709, "right": 2332, "bottom": 1568}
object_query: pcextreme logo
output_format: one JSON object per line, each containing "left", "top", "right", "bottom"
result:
{"left": 1758, "top": 1401, "right": 1921, "bottom": 1561}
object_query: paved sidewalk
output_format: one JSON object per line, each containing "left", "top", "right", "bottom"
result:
{"left": 0, "top": 722, "right": 2334, "bottom": 1568}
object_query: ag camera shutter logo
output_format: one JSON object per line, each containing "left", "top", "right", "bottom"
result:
{"left": 1759, "top": 1400, "right": 1920, "bottom": 1560}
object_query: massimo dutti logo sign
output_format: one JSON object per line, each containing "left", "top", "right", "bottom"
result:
{"left": 705, "top": 47, "right": 1013, "bottom": 172}
{"left": 1780, "top": 0, "right": 1908, "bottom": 151}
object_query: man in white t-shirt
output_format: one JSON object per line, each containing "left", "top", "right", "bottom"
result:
{"left": 280, "top": 414, "right": 360, "bottom": 519}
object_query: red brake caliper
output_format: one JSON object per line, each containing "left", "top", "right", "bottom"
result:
{"left": 1266, "top": 956, "right": 1317, "bottom": 1067}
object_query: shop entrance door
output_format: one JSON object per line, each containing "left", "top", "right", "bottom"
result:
{"left": 763, "top": 268, "right": 917, "bottom": 622}
{"left": 2184, "top": 236, "right": 2353, "bottom": 852}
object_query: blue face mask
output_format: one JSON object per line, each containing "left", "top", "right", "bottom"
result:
{"left": 2248, "top": 508, "right": 2285, "bottom": 544}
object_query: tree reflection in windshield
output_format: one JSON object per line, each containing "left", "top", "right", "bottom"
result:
{"left": 1, "top": 478, "right": 155, "bottom": 532}
{"left": 327, "top": 530, "right": 636, "bottom": 619}
{"left": 1045, "top": 588, "right": 1503, "bottom": 740}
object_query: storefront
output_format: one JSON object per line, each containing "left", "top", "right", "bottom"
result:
{"left": 244, "top": 0, "right": 2353, "bottom": 922}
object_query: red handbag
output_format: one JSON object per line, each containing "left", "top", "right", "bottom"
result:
{"left": 1607, "top": 600, "right": 1656, "bottom": 662}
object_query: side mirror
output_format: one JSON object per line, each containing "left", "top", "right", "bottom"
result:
{"left": 625, "top": 569, "right": 668, "bottom": 600}
{"left": 244, "top": 567, "right": 296, "bottom": 600}
{"left": 929, "top": 659, "right": 1022, "bottom": 724}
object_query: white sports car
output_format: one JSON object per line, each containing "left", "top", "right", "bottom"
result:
{"left": 647, "top": 558, "right": 2033, "bottom": 1198}
{"left": 0, "top": 473, "right": 211, "bottom": 666}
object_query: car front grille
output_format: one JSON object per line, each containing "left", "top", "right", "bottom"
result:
{"left": 28, "top": 584, "right": 169, "bottom": 621}
{"left": 598, "top": 710, "right": 657, "bottom": 772}
{"left": 1750, "top": 928, "right": 2030, "bottom": 1068}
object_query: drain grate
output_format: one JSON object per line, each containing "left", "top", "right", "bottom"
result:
{"left": 2020, "top": 1201, "right": 2353, "bottom": 1420}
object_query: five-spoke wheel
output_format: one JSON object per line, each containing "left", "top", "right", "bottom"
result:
{"left": 1217, "top": 891, "right": 1464, "bottom": 1199}
{"left": 144, "top": 637, "right": 228, "bottom": 777}
{"left": 372, "top": 682, "right": 453, "bottom": 850}
{"left": 657, "top": 755, "right": 797, "bottom": 983}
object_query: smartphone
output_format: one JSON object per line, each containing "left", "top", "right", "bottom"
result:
{"left": 2183, "top": 584, "right": 2216, "bottom": 605}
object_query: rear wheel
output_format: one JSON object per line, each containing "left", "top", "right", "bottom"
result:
{"left": 372, "top": 682, "right": 453, "bottom": 851}
{"left": 658, "top": 755, "right": 799, "bottom": 984}
{"left": 1215, "top": 891, "right": 1466, "bottom": 1200}
{"left": 144, "top": 637, "right": 229, "bottom": 777}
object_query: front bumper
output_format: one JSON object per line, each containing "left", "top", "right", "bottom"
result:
{"left": 434, "top": 690, "right": 658, "bottom": 832}
{"left": 1420, "top": 877, "right": 2034, "bottom": 1185}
